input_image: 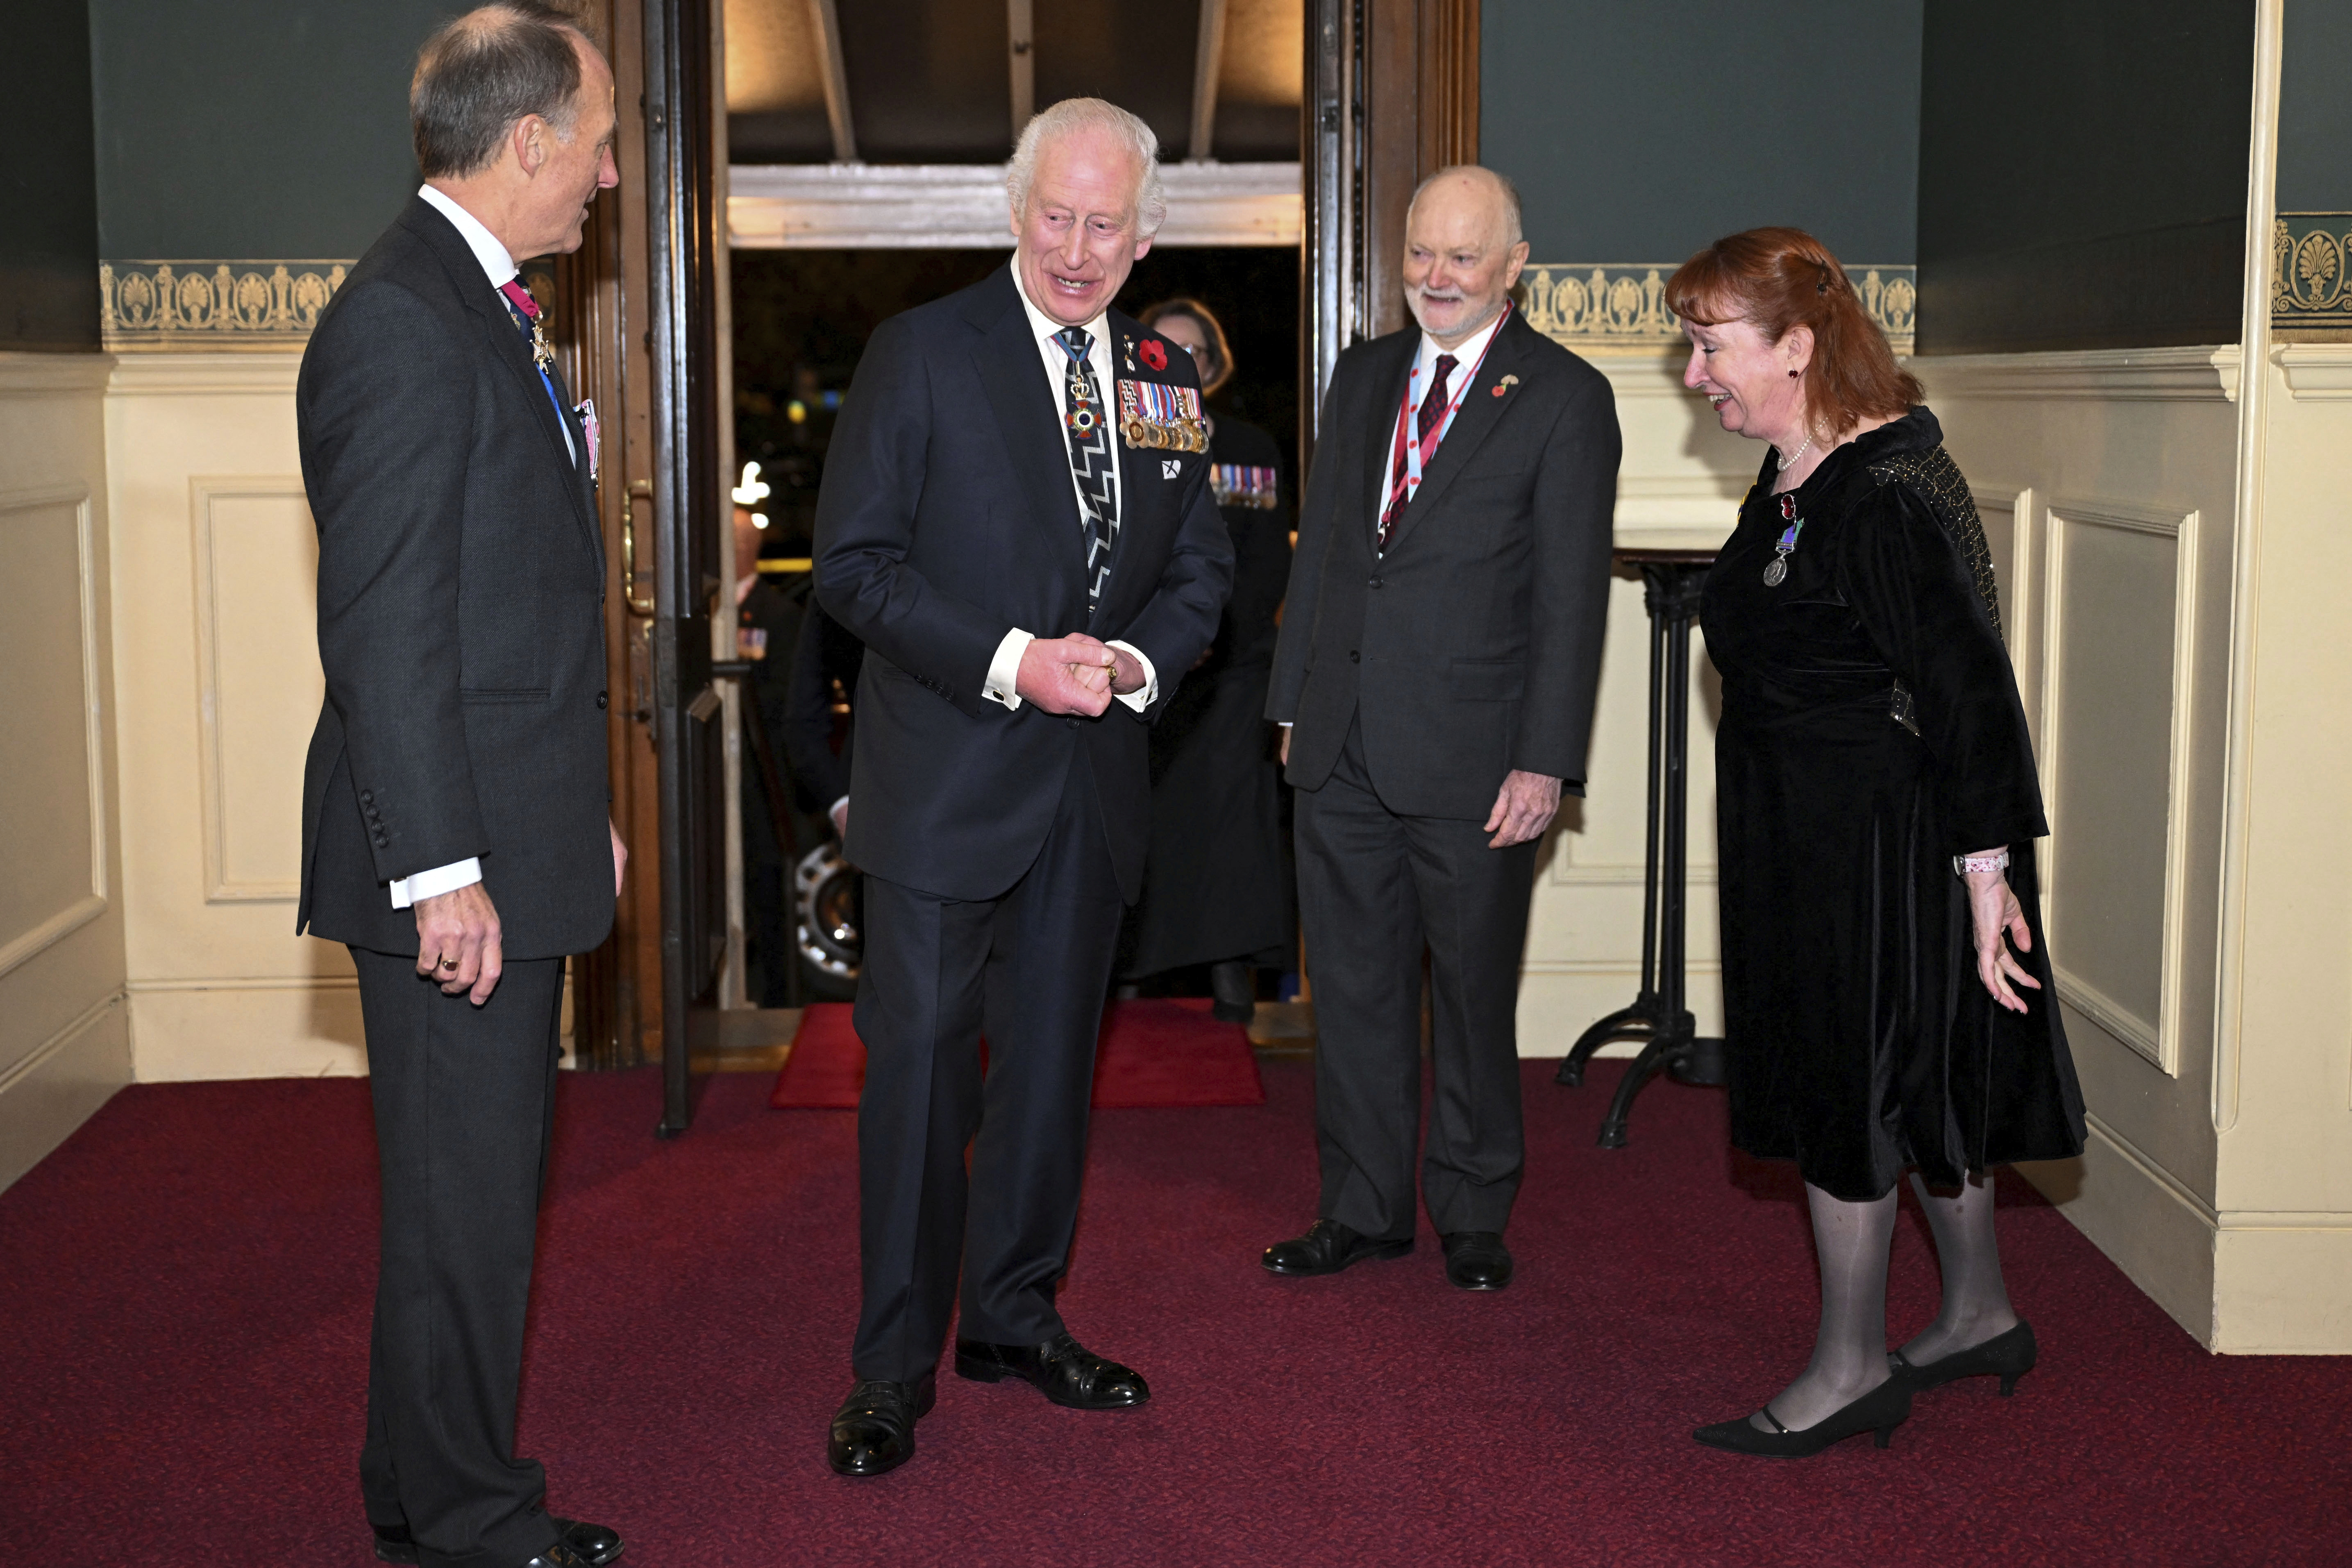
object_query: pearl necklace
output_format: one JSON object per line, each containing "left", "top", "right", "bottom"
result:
{"left": 1774, "top": 432, "right": 1815, "bottom": 473}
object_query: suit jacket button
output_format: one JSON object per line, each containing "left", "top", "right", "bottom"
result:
{"left": 1349, "top": 650, "right": 1360, "bottom": 663}
{"left": 596, "top": 690, "right": 609, "bottom": 709}
{"left": 361, "top": 790, "right": 374, "bottom": 803}
{"left": 1066, "top": 716, "right": 1080, "bottom": 729}
{"left": 1368, "top": 577, "right": 1383, "bottom": 589}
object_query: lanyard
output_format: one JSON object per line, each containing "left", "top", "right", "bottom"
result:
{"left": 1385, "top": 302, "right": 1509, "bottom": 517}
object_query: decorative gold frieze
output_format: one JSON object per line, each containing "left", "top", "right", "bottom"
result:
{"left": 1520, "top": 263, "right": 1916, "bottom": 355}
{"left": 2273, "top": 216, "right": 2352, "bottom": 338}
{"left": 100, "top": 261, "right": 350, "bottom": 351}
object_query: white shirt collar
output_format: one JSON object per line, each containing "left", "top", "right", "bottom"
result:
{"left": 418, "top": 184, "right": 518, "bottom": 290}
{"left": 1416, "top": 306, "right": 1506, "bottom": 379}
{"left": 1010, "top": 262, "right": 1110, "bottom": 353}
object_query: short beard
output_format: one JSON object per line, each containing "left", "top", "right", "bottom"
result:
{"left": 1408, "top": 288, "right": 1503, "bottom": 343}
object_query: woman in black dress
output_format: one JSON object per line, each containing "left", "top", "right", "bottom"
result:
{"left": 1124, "top": 298, "right": 1294, "bottom": 1021}
{"left": 1670, "top": 229, "right": 2085, "bottom": 1456}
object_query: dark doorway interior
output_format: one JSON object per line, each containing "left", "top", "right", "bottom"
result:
{"left": 731, "top": 244, "right": 1302, "bottom": 555}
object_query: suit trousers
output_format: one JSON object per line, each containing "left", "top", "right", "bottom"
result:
{"left": 1295, "top": 716, "right": 1537, "bottom": 1239}
{"left": 851, "top": 747, "right": 1126, "bottom": 1382}
{"left": 352, "top": 946, "right": 565, "bottom": 1568}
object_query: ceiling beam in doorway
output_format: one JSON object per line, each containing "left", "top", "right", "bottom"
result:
{"left": 1188, "top": 0, "right": 1228, "bottom": 161}
{"left": 805, "top": 0, "right": 856, "bottom": 161}
{"left": 1008, "top": 0, "right": 1036, "bottom": 142}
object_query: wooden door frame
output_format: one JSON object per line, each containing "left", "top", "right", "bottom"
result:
{"left": 1301, "top": 0, "right": 1480, "bottom": 470}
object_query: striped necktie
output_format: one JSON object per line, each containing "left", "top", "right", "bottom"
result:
{"left": 1053, "top": 326, "right": 1119, "bottom": 608}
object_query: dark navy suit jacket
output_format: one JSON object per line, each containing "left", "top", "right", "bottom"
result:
{"left": 814, "top": 265, "right": 1233, "bottom": 902}
{"left": 295, "top": 195, "right": 614, "bottom": 960}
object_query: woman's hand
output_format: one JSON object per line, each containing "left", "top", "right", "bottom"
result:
{"left": 1965, "top": 855, "right": 2040, "bottom": 1014}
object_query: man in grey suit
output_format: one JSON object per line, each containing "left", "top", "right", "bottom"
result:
{"left": 296, "top": 6, "right": 626, "bottom": 1564}
{"left": 1263, "top": 166, "right": 1621, "bottom": 1292}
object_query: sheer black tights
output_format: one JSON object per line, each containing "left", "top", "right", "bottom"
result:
{"left": 1749, "top": 1172, "right": 2016, "bottom": 1432}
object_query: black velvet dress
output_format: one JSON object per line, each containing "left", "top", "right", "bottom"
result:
{"left": 1124, "top": 410, "right": 1294, "bottom": 977}
{"left": 1700, "top": 407, "right": 2085, "bottom": 1202}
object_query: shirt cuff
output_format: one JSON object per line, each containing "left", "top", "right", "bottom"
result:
{"left": 1106, "top": 641, "right": 1158, "bottom": 711}
{"left": 389, "top": 857, "right": 483, "bottom": 910}
{"left": 984, "top": 628, "right": 1034, "bottom": 709}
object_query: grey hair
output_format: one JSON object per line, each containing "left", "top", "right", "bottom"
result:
{"left": 1408, "top": 164, "right": 1525, "bottom": 248}
{"left": 412, "top": 2, "right": 591, "bottom": 179}
{"left": 1006, "top": 98, "right": 1167, "bottom": 239}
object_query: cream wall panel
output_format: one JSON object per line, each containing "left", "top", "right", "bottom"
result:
{"left": 1919, "top": 353, "right": 2238, "bottom": 1219}
{"left": 104, "top": 355, "right": 361, "bottom": 1080}
{"left": 2039, "top": 500, "right": 2198, "bottom": 1073}
{"left": 192, "top": 479, "right": 325, "bottom": 900}
{"left": 0, "top": 355, "right": 132, "bottom": 1191}
{"left": 0, "top": 487, "right": 106, "bottom": 978}
{"left": 2214, "top": 344, "right": 2352, "bottom": 1222}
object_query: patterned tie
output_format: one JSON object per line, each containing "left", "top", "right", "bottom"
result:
{"left": 1377, "top": 352, "right": 1457, "bottom": 554}
{"left": 1053, "top": 326, "right": 1120, "bottom": 608}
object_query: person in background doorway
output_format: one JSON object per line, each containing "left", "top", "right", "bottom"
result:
{"left": 781, "top": 596, "right": 865, "bottom": 843}
{"left": 733, "top": 461, "right": 809, "bottom": 1007}
{"left": 1122, "top": 297, "right": 1293, "bottom": 1023}
{"left": 1262, "top": 166, "right": 1620, "bottom": 1295}
{"left": 1674, "top": 227, "right": 2083, "bottom": 1457}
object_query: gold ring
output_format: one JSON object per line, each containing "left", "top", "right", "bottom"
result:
{"left": 439, "top": 958, "right": 459, "bottom": 971}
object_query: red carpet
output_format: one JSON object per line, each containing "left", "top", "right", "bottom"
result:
{"left": 770, "top": 998, "right": 1265, "bottom": 1109}
{"left": 4, "top": 1062, "right": 2350, "bottom": 1567}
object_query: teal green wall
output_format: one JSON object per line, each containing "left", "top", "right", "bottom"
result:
{"left": 2, "top": 0, "right": 100, "bottom": 347}
{"left": 2278, "top": 0, "right": 2352, "bottom": 212}
{"left": 1480, "top": 0, "right": 1923, "bottom": 266}
{"left": 1916, "top": 0, "right": 2254, "bottom": 352}
{"left": 90, "top": 0, "right": 452, "bottom": 259}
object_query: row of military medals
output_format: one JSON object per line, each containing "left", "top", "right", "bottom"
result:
{"left": 1764, "top": 491, "right": 1805, "bottom": 586}
{"left": 1117, "top": 333, "right": 1208, "bottom": 453}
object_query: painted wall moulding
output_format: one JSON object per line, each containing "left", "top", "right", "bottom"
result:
{"left": 2273, "top": 213, "right": 2352, "bottom": 338}
{"left": 100, "top": 261, "right": 347, "bottom": 351}
{"left": 1520, "top": 263, "right": 1916, "bottom": 355}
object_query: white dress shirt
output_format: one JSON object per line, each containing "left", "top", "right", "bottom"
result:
{"left": 978, "top": 268, "right": 1158, "bottom": 714}
{"left": 1383, "top": 308, "right": 1506, "bottom": 521}
{"left": 1277, "top": 309, "right": 1507, "bottom": 737}
{"left": 388, "top": 184, "right": 580, "bottom": 911}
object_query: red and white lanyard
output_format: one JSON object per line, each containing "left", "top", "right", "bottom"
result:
{"left": 1384, "top": 302, "right": 1510, "bottom": 519}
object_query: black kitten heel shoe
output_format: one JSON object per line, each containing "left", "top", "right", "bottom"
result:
{"left": 1891, "top": 1319, "right": 2037, "bottom": 1396}
{"left": 1693, "top": 1375, "right": 1913, "bottom": 1457}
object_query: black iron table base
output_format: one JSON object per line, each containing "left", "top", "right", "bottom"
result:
{"left": 1557, "top": 551, "right": 1723, "bottom": 1148}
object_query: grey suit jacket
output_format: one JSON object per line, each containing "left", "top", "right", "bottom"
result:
{"left": 294, "top": 195, "right": 615, "bottom": 960}
{"left": 1269, "top": 308, "right": 1621, "bottom": 818}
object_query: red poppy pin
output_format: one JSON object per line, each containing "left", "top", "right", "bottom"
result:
{"left": 1779, "top": 493, "right": 1798, "bottom": 521}
{"left": 1138, "top": 337, "right": 1167, "bottom": 372}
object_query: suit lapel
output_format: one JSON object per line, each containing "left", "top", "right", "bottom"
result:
{"left": 1380, "top": 313, "right": 1531, "bottom": 556}
{"left": 965, "top": 271, "right": 1087, "bottom": 603}
{"left": 1360, "top": 331, "right": 1418, "bottom": 546}
{"left": 402, "top": 200, "right": 601, "bottom": 567}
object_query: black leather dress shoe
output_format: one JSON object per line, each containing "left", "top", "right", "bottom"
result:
{"left": 954, "top": 1331, "right": 1150, "bottom": 1410}
{"left": 375, "top": 1518, "right": 623, "bottom": 1566}
{"left": 827, "top": 1370, "right": 937, "bottom": 1477}
{"left": 1441, "top": 1231, "right": 1513, "bottom": 1291}
{"left": 1261, "top": 1217, "right": 1413, "bottom": 1277}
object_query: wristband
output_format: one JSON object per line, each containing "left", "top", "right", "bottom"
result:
{"left": 1952, "top": 851, "right": 2010, "bottom": 877}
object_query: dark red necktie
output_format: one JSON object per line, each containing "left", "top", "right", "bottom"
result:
{"left": 1378, "top": 352, "right": 1455, "bottom": 554}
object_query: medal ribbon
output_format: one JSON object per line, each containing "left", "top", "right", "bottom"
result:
{"left": 497, "top": 280, "right": 577, "bottom": 465}
{"left": 1383, "top": 300, "right": 1510, "bottom": 524}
